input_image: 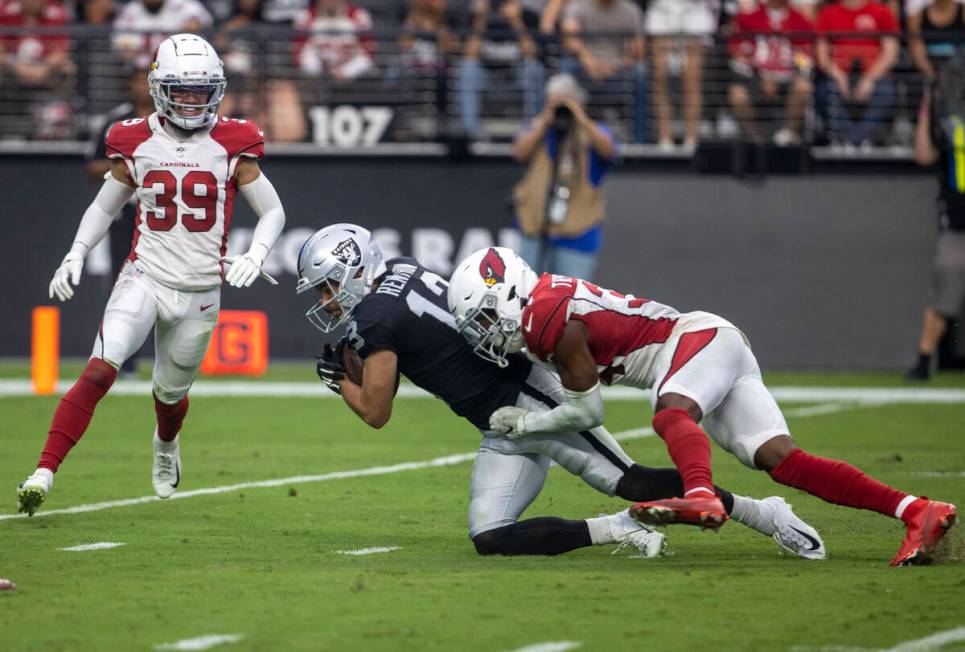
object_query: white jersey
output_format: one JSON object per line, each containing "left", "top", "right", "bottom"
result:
{"left": 521, "top": 274, "right": 741, "bottom": 389}
{"left": 105, "top": 112, "right": 265, "bottom": 291}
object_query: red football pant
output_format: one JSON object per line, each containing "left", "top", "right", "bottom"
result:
{"left": 38, "top": 358, "right": 117, "bottom": 472}
{"left": 652, "top": 408, "right": 714, "bottom": 495}
{"left": 154, "top": 393, "right": 189, "bottom": 442}
{"left": 769, "top": 448, "right": 908, "bottom": 518}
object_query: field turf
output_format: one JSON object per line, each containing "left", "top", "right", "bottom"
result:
{"left": 1, "top": 364, "right": 963, "bottom": 651}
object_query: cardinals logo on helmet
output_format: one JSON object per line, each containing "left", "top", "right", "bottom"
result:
{"left": 479, "top": 248, "right": 506, "bottom": 287}
{"left": 332, "top": 238, "right": 362, "bottom": 266}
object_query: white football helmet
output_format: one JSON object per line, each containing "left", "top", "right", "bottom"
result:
{"left": 296, "top": 224, "right": 386, "bottom": 333}
{"left": 447, "top": 247, "right": 539, "bottom": 368}
{"left": 149, "top": 34, "right": 226, "bottom": 130}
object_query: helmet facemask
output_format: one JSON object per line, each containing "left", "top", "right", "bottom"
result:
{"left": 300, "top": 267, "right": 366, "bottom": 334}
{"left": 151, "top": 79, "right": 226, "bottom": 130}
{"left": 455, "top": 293, "right": 524, "bottom": 368}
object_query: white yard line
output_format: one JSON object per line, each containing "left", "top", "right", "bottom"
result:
{"left": 792, "top": 626, "right": 965, "bottom": 652}
{"left": 154, "top": 634, "right": 244, "bottom": 651}
{"left": 508, "top": 642, "right": 582, "bottom": 652}
{"left": 2, "top": 379, "right": 965, "bottom": 403}
{"left": 884, "top": 626, "right": 965, "bottom": 651}
{"left": 0, "top": 403, "right": 859, "bottom": 523}
{"left": 335, "top": 546, "right": 402, "bottom": 556}
{"left": 59, "top": 542, "right": 125, "bottom": 552}
{"left": 0, "top": 452, "right": 476, "bottom": 522}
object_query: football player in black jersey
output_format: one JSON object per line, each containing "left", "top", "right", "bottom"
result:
{"left": 296, "top": 224, "right": 825, "bottom": 558}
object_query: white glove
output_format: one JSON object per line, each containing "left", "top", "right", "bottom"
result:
{"left": 489, "top": 406, "right": 532, "bottom": 439}
{"left": 49, "top": 251, "right": 84, "bottom": 302}
{"left": 222, "top": 251, "right": 264, "bottom": 288}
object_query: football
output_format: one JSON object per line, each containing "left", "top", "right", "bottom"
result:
{"left": 341, "top": 344, "right": 400, "bottom": 395}
{"left": 340, "top": 344, "right": 365, "bottom": 385}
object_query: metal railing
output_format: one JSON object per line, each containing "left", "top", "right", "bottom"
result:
{"left": 0, "top": 25, "right": 959, "bottom": 156}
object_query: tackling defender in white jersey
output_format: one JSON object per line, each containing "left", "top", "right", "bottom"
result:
{"left": 17, "top": 34, "right": 286, "bottom": 515}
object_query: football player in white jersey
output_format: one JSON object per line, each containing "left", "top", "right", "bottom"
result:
{"left": 448, "top": 248, "right": 958, "bottom": 566}
{"left": 17, "top": 34, "right": 286, "bottom": 515}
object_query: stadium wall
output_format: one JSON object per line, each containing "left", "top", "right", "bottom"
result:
{"left": 0, "top": 155, "right": 940, "bottom": 370}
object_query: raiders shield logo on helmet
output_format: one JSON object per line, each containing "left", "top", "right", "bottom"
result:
{"left": 332, "top": 238, "right": 362, "bottom": 266}
{"left": 479, "top": 248, "right": 506, "bottom": 287}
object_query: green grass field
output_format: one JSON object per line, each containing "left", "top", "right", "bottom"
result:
{"left": 1, "top": 365, "right": 964, "bottom": 651}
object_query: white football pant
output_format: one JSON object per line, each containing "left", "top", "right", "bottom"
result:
{"left": 651, "top": 327, "right": 790, "bottom": 469}
{"left": 468, "top": 365, "right": 634, "bottom": 538}
{"left": 92, "top": 261, "right": 219, "bottom": 404}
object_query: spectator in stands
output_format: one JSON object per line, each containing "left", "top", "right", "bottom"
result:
{"left": 113, "top": 0, "right": 214, "bottom": 68}
{"left": 261, "top": 0, "right": 309, "bottom": 23}
{"left": 561, "top": 0, "right": 647, "bottom": 143}
{"left": 218, "top": 0, "right": 307, "bottom": 141}
{"left": 646, "top": 0, "right": 717, "bottom": 150}
{"left": 83, "top": 65, "right": 155, "bottom": 378}
{"left": 790, "top": 0, "right": 819, "bottom": 21}
{"left": 728, "top": 0, "right": 815, "bottom": 145}
{"left": 293, "top": 0, "right": 376, "bottom": 83}
{"left": 906, "top": 56, "right": 965, "bottom": 380}
{"left": 539, "top": 0, "right": 565, "bottom": 33}
{"left": 457, "top": 0, "right": 544, "bottom": 140}
{"left": 908, "top": 0, "right": 965, "bottom": 82}
{"left": 0, "top": 0, "right": 75, "bottom": 139}
{"left": 394, "top": 0, "right": 457, "bottom": 122}
{"left": 77, "top": 0, "right": 115, "bottom": 24}
{"left": 511, "top": 73, "right": 615, "bottom": 279}
{"left": 815, "top": 0, "right": 900, "bottom": 149}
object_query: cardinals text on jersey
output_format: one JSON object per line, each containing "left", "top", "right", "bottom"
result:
{"left": 105, "top": 114, "right": 265, "bottom": 291}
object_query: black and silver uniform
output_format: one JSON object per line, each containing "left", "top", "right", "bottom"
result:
{"left": 348, "top": 257, "right": 532, "bottom": 429}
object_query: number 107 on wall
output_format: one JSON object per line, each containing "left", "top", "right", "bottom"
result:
{"left": 309, "top": 106, "right": 394, "bottom": 147}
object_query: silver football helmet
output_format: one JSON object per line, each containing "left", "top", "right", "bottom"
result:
{"left": 296, "top": 224, "right": 386, "bottom": 333}
{"left": 447, "top": 247, "right": 538, "bottom": 368}
{"left": 149, "top": 34, "right": 226, "bottom": 130}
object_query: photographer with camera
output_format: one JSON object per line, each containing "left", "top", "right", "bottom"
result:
{"left": 511, "top": 73, "right": 615, "bottom": 280}
{"left": 906, "top": 56, "right": 965, "bottom": 381}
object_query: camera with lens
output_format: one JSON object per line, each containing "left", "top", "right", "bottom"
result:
{"left": 552, "top": 104, "right": 574, "bottom": 133}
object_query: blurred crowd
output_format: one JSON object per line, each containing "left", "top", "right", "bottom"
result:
{"left": 0, "top": 0, "right": 963, "bottom": 147}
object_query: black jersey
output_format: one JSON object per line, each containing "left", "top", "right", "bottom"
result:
{"left": 931, "top": 110, "right": 965, "bottom": 231}
{"left": 348, "top": 257, "right": 532, "bottom": 429}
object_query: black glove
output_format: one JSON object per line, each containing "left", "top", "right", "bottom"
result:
{"left": 316, "top": 343, "right": 346, "bottom": 395}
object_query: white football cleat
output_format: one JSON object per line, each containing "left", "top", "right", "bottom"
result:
{"left": 766, "top": 496, "right": 826, "bottom": 560}
{"left": 17, "top": 468, "right": 53, "bottom": 516}
{"left": 608, "top": 509, "right": 668, "bottom": 558}
{"left": 152, "top": 431, "right": 181, "bottom": 499}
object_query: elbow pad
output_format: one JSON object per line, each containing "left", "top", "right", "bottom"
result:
{"left": 70, "top": 175, "right": 135, "bottom": 256}
{"left": 239, "top": 172, "right": 285, "bottom": 262}
{"left": 523, "top": 382, "right": 604, "bottom": 434}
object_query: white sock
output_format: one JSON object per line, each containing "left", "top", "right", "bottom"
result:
{"left": 730, "top": 495, "right": 776, "bottom": 536}
{"left": 894, "top": 495, "right": 918, "bottom": 520}
{"left": 586, "top": 509, "right": 636, "bottom": 545}
{"left": 153, "top": 431, "right": 179, "bottom": 452}
{"left": 585, "top": 515, "right": 613, "bottom": 545}
{"left": 32, "top": 468, "right": 54, "bottom": 484}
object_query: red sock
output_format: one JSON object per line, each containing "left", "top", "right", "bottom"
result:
{"left": 38, "top": 359, "right": 117, "bottom": 472}
{"left": 652, "top": 408, "right": 714, "bottom": 496}
{"left": 154, "top": 393, "right": 189, "bottom": 442}
{"left": 769, "top": 448, "right": 908, "bottom": 518}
